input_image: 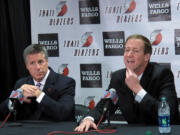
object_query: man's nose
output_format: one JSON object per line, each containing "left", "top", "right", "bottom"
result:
{"left": 127, "top": 50, "right": 134, "bottom": 56}
{"left": 35, "top": 63, "right": 41, "bottom": 69}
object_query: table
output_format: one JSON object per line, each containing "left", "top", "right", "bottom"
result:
{"left": 0, "top": 121, "right": 180, "bottom": 135}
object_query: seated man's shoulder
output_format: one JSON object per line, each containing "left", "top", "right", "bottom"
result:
{"left": 49, "top": 68, "right": 75, "bottom": 82}
{"left": 54, "top": 72, "right": 75, "bottom": 85}
{"left": 112, "top": 68, "right": 126, "bottom": 77}
{"left": 15, "top": 76, "right": 31, "bottom": 86}
{"left": 150, "top": 62, "right": 173, "bottom": 77}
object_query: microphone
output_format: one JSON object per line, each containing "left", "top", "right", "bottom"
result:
{"left": 9, "top": 89, "right": 24, "bottom": 115}
{"left": 100, "top": 88, "right": 118, "bottom": 129}
{"left": 102, "top": 88, "right": 118, "bottom": 113}
{"left": 8, "top": 89, "right": 23, "bottom": 126}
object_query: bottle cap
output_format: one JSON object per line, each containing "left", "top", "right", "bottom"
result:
{"left": 145, "top": 131, "right": 152, "bottom": 135}
{"left": 161, "top": 96, "right": 166, "bottom": 101}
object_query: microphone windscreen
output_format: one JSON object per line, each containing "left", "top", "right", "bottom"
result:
{"left": 103, "top": 88, "right": 118, "bottom": 105}
{"left": 9, "top": 89, "right": 24, "bottom": 104}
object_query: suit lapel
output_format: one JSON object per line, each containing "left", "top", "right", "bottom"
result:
{"left": 34, "top": 68, "right": 55, "bottom": 120}
{"left": 140, "top": 62, "right": 152, "bottom": 92}
{"left": 117, "top": 70, "right": 137, "bottom": 122}
{"left": 27, "top": 76, "right": 35, "bottom": 85}
{"left": 121, "top": 86, "right": 137, "bottom": 122}
{"left": 43, "top": 68, "right": 56, "bottom": 96}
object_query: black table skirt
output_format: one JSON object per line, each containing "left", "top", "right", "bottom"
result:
{"left": 0, "top": 121, "right": 180, "bottom": 135}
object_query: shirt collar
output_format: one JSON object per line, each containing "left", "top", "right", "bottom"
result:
{"left": 138, "top": 73, "right": 143, "bottom": 80}
{"left": 33, "top": 69, "right": 50, "bottom": 86}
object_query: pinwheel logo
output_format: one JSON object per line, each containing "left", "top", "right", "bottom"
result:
{"left": 81, "top": 32, "right": 93, "bottom": 47}
{"left": 124, "top": 0, "right": 136, "bottom": 13}
{"left": 58, "top": 64, "right": 69, "bottom": 76}
{"left": 56, "top": 1, "right": 68, "bottom": 16}
{"left": 150, "top": 30, "right": 162, "bottom": 46}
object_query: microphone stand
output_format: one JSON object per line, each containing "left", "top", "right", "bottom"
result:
{"left": 101, "top": 110, "right": 117, "bottom": 129}
{"left": 8, "top": 99, "right": 22, "bottom": 127}
{"left": 100, "top": 99, "right": 117, "bottom": 129}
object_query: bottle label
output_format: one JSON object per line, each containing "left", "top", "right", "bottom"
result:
{"left": 158, "top": 115, "right": 170, "bottom": 127}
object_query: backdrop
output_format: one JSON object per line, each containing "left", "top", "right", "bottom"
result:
{"left": 30, "top": 0, "right": 180, "bottom": 109}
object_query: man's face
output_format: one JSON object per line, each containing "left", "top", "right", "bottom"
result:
{"left": 26, "top": 52, "right": 48, "bottom": 82}
{"left": 124, "top": 38, "right": 150, "bottom": 74}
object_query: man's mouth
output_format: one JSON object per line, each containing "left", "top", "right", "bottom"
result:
{"left": 37, "top": 72, "right": 43, "bottom": 76}
{"left": 127, "top": 60, "right": 135, "bottom": 64}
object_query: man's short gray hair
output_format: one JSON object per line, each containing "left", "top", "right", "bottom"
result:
{"left": 23, "top": 44, "right": 48, "bottom": 63}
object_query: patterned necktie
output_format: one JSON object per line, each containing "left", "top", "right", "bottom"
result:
{"left": 36, "top": 83, "right": 41, "bottom": 88}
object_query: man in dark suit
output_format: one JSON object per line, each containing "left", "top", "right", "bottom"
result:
{"left": 0, "top": 44, "right": 75, "bottom": 121}
{"left": 75, "top": 34, "right": 179, "bottom": 132}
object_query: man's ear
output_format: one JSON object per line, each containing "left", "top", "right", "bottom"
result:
{"left": 25, "top": 63, "right": 29, "bottom": 71}
{"left": 144, "top": 53, "right": 151, "bottom": 62}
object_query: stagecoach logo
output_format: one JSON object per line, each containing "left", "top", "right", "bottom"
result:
{"left": 38, "top": 0, "right": 74, "bottom": 26}
{"left": 80, "top": 64, "right": 102, "bottom": 88}
{"left": 175, "top": 29, "right": 180, "bottom": 55}
{"left": 38, "top": 33, "right": 59, "bottom": 57}
{"left": 79, "top": 0, "right": 100, "bottom": 24}
{"left": 58, "top": 64, "right": 69, "bottom": 76}
{"left": 103, "top": 31, "right": 125, "bottom": 56}
{"left": 56, "top": 1, "right": 67, "bottom": 16}
{"left": 63, "top": 32, "right": 100, "bottom": 56}
{"left": 147, "top": 0, "right": 171, "bottom": 22}
{"left": 150, "top": 30, "right": 162, "bottom": 46}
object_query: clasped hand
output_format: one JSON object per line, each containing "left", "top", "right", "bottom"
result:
{"left": 20, "top": 84, "right": 42, "bottom": 103}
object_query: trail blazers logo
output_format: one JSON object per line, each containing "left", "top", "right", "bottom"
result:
{"left": 103, "top": 31, "right": 125, "bottom": 56}
{"left": 79, "top": 0, "right": 100, "bottom": 24}
{"left": 38, "top": 33, "right": 59, "bottom": 57}
{"left": 149, "top": 30, "right": 169, "bottom": 55}
{"left": 80, "top": 64, "right": 102, "bottom": 88}
{"left": 63, "top": 32, "right": 100, "bottom": 56}
{"left": 81, "top": 32, "right": 93, "bottom": 47}
{"left": 105, "top": 0, "right": 143, "bottom": 23}
{"left": 56, "top": 1, "right": 68, "bottom": 16}
{"left": 124, "top": 0, "right": 136, "bottom": 13}
{"left": 84, "top": 96, "right": 95, "bottom": 109}
{"left": 150, "top": 29, "right": 162, "bottom": 46}
{"left": 58, "top": 64, "right": 69, "bottom": 76}
{"left": 148, "top": 0, "right": 171, "bottom": 22}
{"left": 38, "top": 0, "right": 74, "bottom": 26}
{"left": 175, "top": 29, "right": 180, "bottom": 55}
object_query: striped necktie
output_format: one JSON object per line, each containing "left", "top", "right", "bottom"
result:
{"left": 36, "top": 83, "right": 41, "bottom": 89}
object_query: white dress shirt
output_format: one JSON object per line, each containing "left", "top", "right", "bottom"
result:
{"left": 33, "top": 69, "right": 50, "bottom": 103}
{"left": 134, "top": 73, "right": 147, "bottom": 103}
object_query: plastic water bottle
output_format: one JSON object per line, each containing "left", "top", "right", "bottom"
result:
{"left": 145, "top": 131, "right": 152, "bottom": 135}
{"left": 158, "top": 97, "right": 171, "bottom": 134}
